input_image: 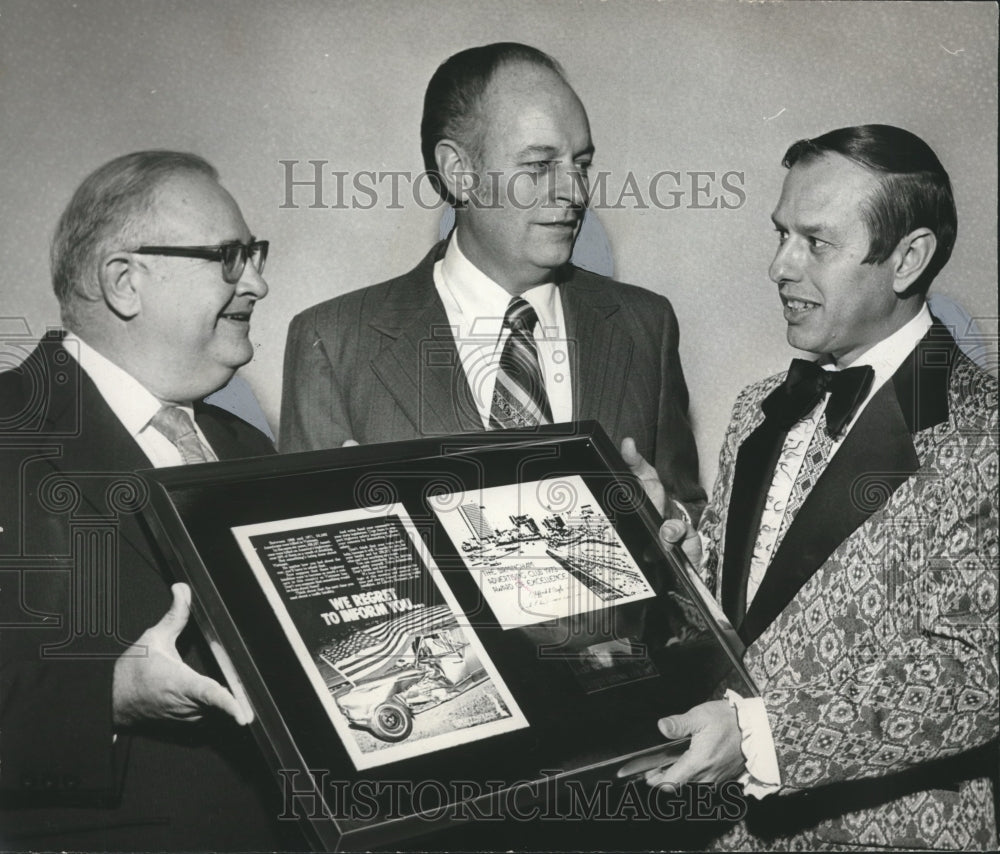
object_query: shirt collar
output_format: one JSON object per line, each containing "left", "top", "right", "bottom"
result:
{"left": 62, "top": 331, "right": 193, "bottom": 436}
{"left": 829, "top": 304, "right": 933, "bottom": 390}
{"left": 441, "top": 230, "right": 560, "bottom": 336}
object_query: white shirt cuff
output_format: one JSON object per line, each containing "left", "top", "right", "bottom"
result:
{"left": 724, "top": 690, "right": 781, "bottom": 798}
{"left": 668, "top": 498, "right": 692, "bottom": 526}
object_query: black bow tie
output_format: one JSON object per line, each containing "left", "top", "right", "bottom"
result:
{"left": 761, "top": 358, "right": 875, "bottom": 438}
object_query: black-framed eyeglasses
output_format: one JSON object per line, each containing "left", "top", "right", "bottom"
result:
{"left": 133, "top": 240, "right": 269, "bottom": 284}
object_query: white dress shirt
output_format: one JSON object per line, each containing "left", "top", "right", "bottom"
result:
{"left": 727, "top": 304, "right": 934, "bottom": 797}
{"left": 746, "top": 305, "right": 935, "bottom": 606}
{"left": 433, "top": 231, "right": 573, "bottom": 427}
{"left": 62, "top": 332, "right": 218, "bottom": 467}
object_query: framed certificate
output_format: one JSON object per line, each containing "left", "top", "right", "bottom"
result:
{"left": 140, "top": 422, "right": 755, "bottom": 850}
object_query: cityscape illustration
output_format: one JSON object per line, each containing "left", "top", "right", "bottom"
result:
{"left": 454, "top": 501, "right": 649, "bottom": 602}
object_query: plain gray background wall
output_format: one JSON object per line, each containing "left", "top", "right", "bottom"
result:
{"left": 1, "top": 0, "right": 996, "bottom": 491}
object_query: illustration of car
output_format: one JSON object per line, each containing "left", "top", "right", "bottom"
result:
{"left": 332, "top": 629, "right": 487, "bottom": 742}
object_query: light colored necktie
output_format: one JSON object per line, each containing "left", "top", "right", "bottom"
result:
{"left": 772, "top": 411, "right": 834, "bottom": 552}
{"left": 747, "top": 409, "right": 834, "bottom": 605}
{"left": 149, "top": 405, "right": 211, "bottom": 464}
{"left": 489, "top": 297, "right": 553, "bottom": 429}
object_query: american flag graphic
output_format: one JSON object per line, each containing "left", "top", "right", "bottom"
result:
{"left": 319, "top": 604, "right": 457, "bottom": 684}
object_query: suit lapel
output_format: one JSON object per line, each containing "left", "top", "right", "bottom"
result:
{"left": 368, "top": 243, "right": 482, "bottom": 436}
{"left": 364, "top": 253, "right": 650, "bottom": 437}
{"left": 35, "top": 338, "right": 150, "bottom": 477}
{"left": 720, "top": 414, "right": 787, "bottom": 629}
{"left": 560, "top": 272, "right": 632, "bottom": 430}
{"left": 740, "top": 379, "right": 919, "bottom": 644}
{"left": 29, "top": 339, "right": 157, "bottom": 572}
{"left": 195, "top": 404, "right": 268, "bottom": 458}
{"left": 738, "top": 323, "right": 956, "bottom": 645}
{"left": 891, "top": 319, "right": 955, "bottom": 434}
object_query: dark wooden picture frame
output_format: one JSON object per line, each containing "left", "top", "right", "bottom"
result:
{"left": 140, "top": 421, "right": 755, "bottom": 850}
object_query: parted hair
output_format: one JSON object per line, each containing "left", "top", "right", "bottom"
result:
{"left": 51, "top": 150, "right": 217, "bottom": 328}
{"left": 782, "top": 125, "right": 957, "bottom": 294}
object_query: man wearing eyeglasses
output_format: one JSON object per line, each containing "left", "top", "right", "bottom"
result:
{"left": 0, "top": 151, "right": 302, "bottom": 849}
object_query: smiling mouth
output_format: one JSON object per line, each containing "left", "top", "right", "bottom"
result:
{"left": 781, "top": 295, "right": 820, "bottom": 315}
{"left": 219, "top": 311, "right": 252, "bottom": 323}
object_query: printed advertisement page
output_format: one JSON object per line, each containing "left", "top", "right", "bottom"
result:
{"left": 232, "top": 504, "right": 527, "bottom": 771}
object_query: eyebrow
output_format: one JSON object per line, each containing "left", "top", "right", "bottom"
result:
{"left": 516, "top": 144, "right": 595, "bottom": 159}
{"left": 770, "top": 215, "right": 829, "bottom": 235}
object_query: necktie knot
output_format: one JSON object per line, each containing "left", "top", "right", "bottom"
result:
{"left": 149, "top": 405, "right": 211, "bottom": 464}
{"left": 762, "top": 358, "right": 875, "bottom": 438}
{"left": 505, "top": 297, "right": 539, "bottom": 335}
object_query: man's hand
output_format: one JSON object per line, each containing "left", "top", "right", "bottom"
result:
{"left": 112, "top": 583, "right": 251, "bottom": 728}
{"left": 620, "top": 437, "right": 665, "bottom": 516}
{"left": 659, "top": 517, "right": 702, "bottom": 570}
{"left": 618, "top": 700, "right": 745, "bottom": 789}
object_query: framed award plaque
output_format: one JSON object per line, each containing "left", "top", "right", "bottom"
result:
{"left": 140, "top": 422, "right": 755, "bottom": 850}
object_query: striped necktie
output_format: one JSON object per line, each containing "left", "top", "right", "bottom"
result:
{"left": 489, "top": 297, "right": 553, "bottom": 429}
{"left": 149, "top": 405, "right": 212, "bottom": 464}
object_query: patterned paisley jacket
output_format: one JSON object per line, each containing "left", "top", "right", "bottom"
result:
{"left": 700, "top": 324, "right": 998, "bottom": 851}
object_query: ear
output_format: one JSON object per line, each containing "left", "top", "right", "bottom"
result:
{"left": 434, "top": 138, "right": 477, "bottom": 205}
{"left": 98, "top": 251, "right": 142, "bottom": 319}
{"left": 891, "top": 227, "right": 937, "bottom": 295}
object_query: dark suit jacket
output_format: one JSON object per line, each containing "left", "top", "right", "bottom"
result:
{"left": 280, "top": 241, "right": 706, "bottom": 519}
{"left": 698, "top": 323, "right": 999, "bottom": 849}
{"left": 0, "top": 335, "right": 302, "bottom": 851}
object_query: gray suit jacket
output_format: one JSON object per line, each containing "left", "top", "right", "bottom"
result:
{"left": 280, "top": 241, "right": 706, "bottom": 517}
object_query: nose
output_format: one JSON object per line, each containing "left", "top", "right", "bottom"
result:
{"left": 553, "top": 161, "right": 589, "bottom": 208}
{"left": 769, "top": 237, "right": 802, "bottom": 285}
{"left": 236, "top": 257, "right": 268, "bottom": 300}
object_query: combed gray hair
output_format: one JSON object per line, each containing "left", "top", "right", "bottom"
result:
{"left": 51, "top": 150, "right": 217, "bottom": 328}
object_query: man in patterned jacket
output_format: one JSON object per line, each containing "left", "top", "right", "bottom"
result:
{"left": 624, "top": 125, "right": 998, "bottom": 849}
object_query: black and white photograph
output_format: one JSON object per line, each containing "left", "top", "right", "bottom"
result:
{"left": 232, "top": 505, "right": 528, "bottom": 771}
{"left": 0, "top": 0, "right": 996, "bottom": 850}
